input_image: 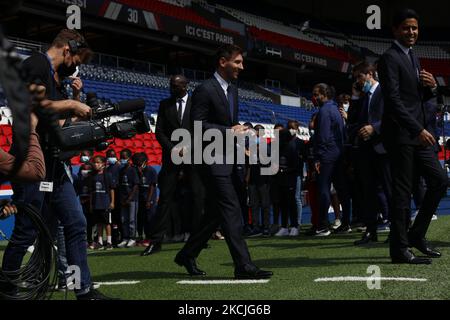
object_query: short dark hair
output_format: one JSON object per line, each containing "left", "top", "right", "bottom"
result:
{"left": 215, "top": 44, "right": 243, "bottom": 67}
{"left": 92, "top": 155, "right": 106, "bottom": 163}
{"left": 170, "top": 74, "right": 188, "bottom": 85}
{"left": 274, "top": 123, "right": 284, "bottom": 130}
{"left": 106, "top": 149, "right": 116, "bottom": 157}
{"left": 355, "top": 63, "right": 378, "bottom": 80}
{"left": 287, "top": 120, "right": 299, "bottom": 130}
{"left": 392, "top": 8, "right": 419, "bottom": 28}
{"left": 313, "top": 83, "right": 335, "bottom": 100}
{"left": 52, "top": 29, "right": 93, "bottom": 63}
{"left": 120, "top": 148, "right": 132, "bottom": 158}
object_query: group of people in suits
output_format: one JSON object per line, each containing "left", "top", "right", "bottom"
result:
{"left": 143, "top": 8, "right": 446, "bottom": 280}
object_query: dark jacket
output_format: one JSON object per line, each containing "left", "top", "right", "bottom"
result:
{"left": 313, "top": 100, "right": 345, "bottom": 163}
{"left": 156, "top": 95, "right": 192, "bottom": 168}
{"left": 190, "top": 77, "right": 239, "bottom": 176}
{"left": 378, "top": 43, "right": 435, "bottom": 146}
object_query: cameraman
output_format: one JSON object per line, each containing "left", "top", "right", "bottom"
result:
{"left": 2, "top": 29, "right": 115, "bottom": 299}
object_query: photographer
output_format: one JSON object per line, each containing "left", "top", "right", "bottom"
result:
{"left": 2, "top": 29, "right": 116, "bottom": 299}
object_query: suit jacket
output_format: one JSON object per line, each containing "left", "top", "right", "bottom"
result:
{"left": 190, "top": 77, "right": 239, "bottom": 176}
{"left": 378, "top": 43, "right": 435, "bottom": 146}
{"left": 348, "top": 85, "right": 386, "bottom": 154}
{"left": 155, "top": 95, "right": 192, "bottom": 168}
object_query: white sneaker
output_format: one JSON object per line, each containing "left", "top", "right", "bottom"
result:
{"left": 275, "top": 227, "right": 289, "bottom": 237}
{"left": 331, "top": 218, "right": 342, "bottom": 230}
{"left": 126, "top": 239, "right": 136, "bottom": 247}
{"left": 27, "top": 245, "right": 35, "bottom": 253}
{"left": 117, "top": 240, "right": 128, "bottom": 248}
{"left": 432, "top": 214, "right": 438, "bottom": 221}
{"left": 314, "top": 228, "right": 331, "bottom": 237}
{"left": 289, "top": 227, "right": 299, "bottom": 236}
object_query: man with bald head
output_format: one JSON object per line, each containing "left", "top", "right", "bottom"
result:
{"left": 141, "top": 75, "right": 204, "bottom": 256}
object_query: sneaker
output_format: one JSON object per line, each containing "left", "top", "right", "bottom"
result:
{"left": 262, "top": 228, "right": 270, "bottom": 237}
{"left": 88, "top": 243, "right": 95, "bottom": 250}
{"left": 274, "top": 227, "right": 289, "bottom": 237}
{"left": 76, "top": 288, "right": 119, "bottom": 300}
{"left": 377, "top": 222, "right": 390, "bottom": 233}
{"left": 314, "top": 228, "right": 331, "bottom": 237}
{"left": 117, "top": 240, "right": 128, "bottom": 248}
{"left": 432, "top": 214, "right": 438, "bottom": 221}
{"left": 126, "top": 239, "right": 136, "bottom": 247}
{"left": 334, "top": 225, "right": 352, "bottom": 234}
{"left": 141, "top": 239, "right": 151, "bottom": 247}
{"left": 212, "top": 231, "right": 225, "bottom": 240}
{"left": 269, "top": 224, "right": 280, "bottom": 236}
{"left": 27, "top": 245, "right": 35, "bottom": 254}
{"left": 184, "top": 233, "right": 190, "bottom": 242}
{"left": 289, "top": 227, "right": 299, "bottom": 237}
{"left": 94, "top": 242, "right": 105, "bottom": 250}
{"left": 331, "top": 218, "right": 342, "bottom": 230}
{"left": 104, "top": 243, "right": 113, "bottom": 250}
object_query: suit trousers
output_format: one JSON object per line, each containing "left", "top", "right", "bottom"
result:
{"left": 354, "top": 146, "right": 392, "bottom": 232}
{"left": 150, "top": 165, "right": 204, "bottom": 243}
{"left": 179, "top": 170, "right": 253, "bottom": 268}
{"left": 387, "top": 144, "right": 447, "bottom": 255}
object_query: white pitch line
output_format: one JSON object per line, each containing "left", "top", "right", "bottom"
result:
{"left": 96, "top": 280, "right": 141, "bottom": 286}
{"left": 177, "top": 280, "right": 270, "bottom": 285}
{"left": 314, "top": 277, "right": 427, "bottom": 282}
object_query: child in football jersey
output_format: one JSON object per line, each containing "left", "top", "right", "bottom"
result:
{"left": 90, "top": 155, "right": 115, "bottom": 250}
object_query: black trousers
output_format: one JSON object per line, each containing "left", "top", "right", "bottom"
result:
{"left": 149, "top": 165, "right": 204, "bottom": 243}
{"left": 178, "top": 170, "right": 253, "bottom": 268}
{"left": 354, "top": 146, "right": 392, "bottom": 232}
{"left": 387, "top": 144, "right": 447, "bottom": 256}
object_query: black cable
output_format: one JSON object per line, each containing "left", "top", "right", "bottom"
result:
{"left": 0, "top": 203, "right": 58, "bottom": 300}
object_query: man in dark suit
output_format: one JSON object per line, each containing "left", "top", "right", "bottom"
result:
{"left": 174, "top": 44, "right": 273, "bottom": 279}
{"left": 141, "top": 75, "right": 204, "bottom": 256}
{"left": 349, "top": 63, "right": 392, "bottom": 245}
{"left": 378, "top": 9, "right": 447, "bottom": 264}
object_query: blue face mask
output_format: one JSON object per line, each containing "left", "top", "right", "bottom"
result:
{"left": 80, "top": 156, "right": 90, "bottom": 163}
{"left": 107, "top": 157, "right": 118, "bottom": 165}
{"left": 363, "top": 81, "right": 372, "bottom": 93}
{"left": 120, "top": 159, "right": 128, "bottom": 165}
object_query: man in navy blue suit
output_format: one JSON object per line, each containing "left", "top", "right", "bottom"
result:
{"left": 378, "top": 9, "right": 447, "bottom": 264}
{"left": 174, "top": 44, "right": 273, "bottom": 279}
{"left": 313, "top": 83, "right": 351, "bottom": 236}
{"left": 349, "top": 63, "right": 392, "bottom": 245}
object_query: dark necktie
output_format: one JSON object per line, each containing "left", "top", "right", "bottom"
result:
{"left": 408, "top": 49, "right": 419, "bottom": 79}
{"left": 227, "top": 85, "right": 234, "bottom": 120}
{"left": 362, "top": 91, "right": 371, "bottom": 123}
{"left": 177, "top": 98, "right": 183, "bottom": 123}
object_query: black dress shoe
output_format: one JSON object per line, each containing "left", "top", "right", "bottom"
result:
{"left": 234, "top": 265, "right": 273, "bottom": 279}
{"left": 409, "top": 238, "right": 441, "bottom": 258}
{"left": 391, "top": 249, "right": 432, "bottom": 264}
{"left": 174, "top": 254, "right": 206, "bottom": 276}
{"left": 354, "top": 232, "right": 378, "bottom": 246}
{"left": 141, "top": 243, "right": 161, "bottom": 256}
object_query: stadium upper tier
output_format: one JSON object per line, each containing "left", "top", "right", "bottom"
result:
{"left": 79, "top": 64, "right": 316, "bottom": 126}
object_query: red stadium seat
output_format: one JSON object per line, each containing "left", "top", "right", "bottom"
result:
{"left": 1, "top": 125, "right": 12, "bottom": 136}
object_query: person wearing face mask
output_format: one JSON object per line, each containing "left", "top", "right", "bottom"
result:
{"left": 75, "top": 163, "right": 94, "bottom": 248}
{"left": 117, "top": 149, "right": 139, "bottom": 248}
{"left": 105, "top": 149, "right": 121, "bottom": 246}
{"left": 348, "top": 63, "right": 392, "bottom": 246}
{"left": 2, "top": 29, "right": 117, "bottom": 299}
{"left": 312, "top": 83, "right": 352, "bottom": 237}
{"left": 79, "top": 150, "right": 92, "bottom": 164}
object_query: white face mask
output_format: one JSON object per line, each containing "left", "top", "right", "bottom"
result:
{"left": 343, "top": 103, "right": 350, "bottom": 112}
{"left": 289, "top": 129, "right": 297, "bottom": 136}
